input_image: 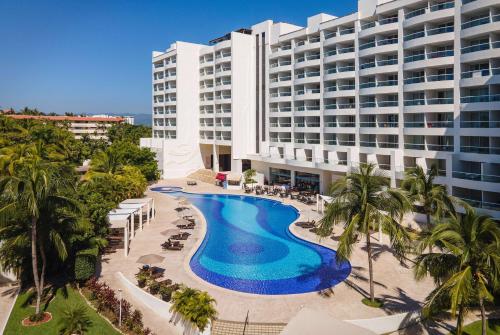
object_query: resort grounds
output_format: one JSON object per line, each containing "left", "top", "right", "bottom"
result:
{"left": 97, "top": 178, "right": 469, "bottom": 335}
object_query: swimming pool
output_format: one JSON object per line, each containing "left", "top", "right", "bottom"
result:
{"left": 152, "top": 187, "right": 351, "bottom": 295}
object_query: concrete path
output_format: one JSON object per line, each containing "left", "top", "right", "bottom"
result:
{"left": 0, "top": 284, "right": 19, "bottom": 334}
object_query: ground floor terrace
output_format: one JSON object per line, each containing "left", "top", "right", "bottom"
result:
{"left": 95, "top": 178, "right": 485, "bottom": 335}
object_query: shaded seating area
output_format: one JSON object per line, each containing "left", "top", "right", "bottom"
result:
{"left": 161, "top": 239, "right": 184, "bottom": 250}
{"left": 106, "top": 197, "right": 156, "bottom": 257}
{"left": 295, "top": 220, "right": 316, "bottom": 229}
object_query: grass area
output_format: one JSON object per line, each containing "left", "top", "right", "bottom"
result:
{"left": 4, "top": 284, "right": 121, "bottom": 335}
{"left": 449, "top": 319, "right": 500, "bottom": 335}
{"left": 361, "top": 297, "right": 384, "bottom": 308}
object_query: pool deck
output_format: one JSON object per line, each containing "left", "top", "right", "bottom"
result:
{"left": 99, "top": 178, "right": 438, "bottom": 334}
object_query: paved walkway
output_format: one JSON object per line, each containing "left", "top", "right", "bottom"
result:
{"left": 0, "top": 283, "right": 19, "bottom": 334}
{"left": 99, "top": 178, "right": 437, "bottom": 334}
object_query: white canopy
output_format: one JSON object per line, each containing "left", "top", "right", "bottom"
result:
{"left": 110, "top": 208, "right": 138, "bottom": 215}
{"left": 280, "top": 308, "right": 376, "bottom": 335}
{"left": 107, "top": 213, "right": 131, "bottom": 229}
{"left": 121, "top": 197, "right": 153, "bottom": 204}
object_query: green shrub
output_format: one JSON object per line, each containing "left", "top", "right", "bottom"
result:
{"left": 75, "top": 247, "right": 99, "bottom": 282}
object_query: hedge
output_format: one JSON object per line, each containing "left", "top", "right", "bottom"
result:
{"left": 75, "top": 247, "right": 99, "bottom": 282}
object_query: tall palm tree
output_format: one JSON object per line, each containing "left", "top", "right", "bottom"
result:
{"left": 88, "top": 149, "right": 122, "bottom": 176}
{"left": 318, "top": 163, "right": 412, "bottom": 303}
{"left": 402, "top": 165, "right": 458, "bottom": 229}
{"left": 0, "top": 159, "right": 79, "bottom": 315}
{"left": 414, "top": 209, "right": 500, "bottom": 335}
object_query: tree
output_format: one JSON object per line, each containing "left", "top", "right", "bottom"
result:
{"left": 318, "top": 163, "right": 412, "bottom": 303}
{"left": 243, "top": 168, "right": 257, "bottom": 185}
{"left": 402, "top": 165, "right": 459, "bottom": 229}
{"left": 59, "top": 304, "right": 93, "bottom": 335}
{"left": 414, "top": 209, "right": 500, "bottom": 335}
{"left": 0, "top": 159, "right": 80, "bottom": 315}
{"left": 170, "top": 286, "right": 217, "bottom": 332}
{"left": 107, "top": 123, "right": 151, "bottom": 145}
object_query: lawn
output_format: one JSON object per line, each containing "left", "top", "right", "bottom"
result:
{"left": 4, "top": 284, "right": 121, "bottom": 335}
{"left": 449, "top": 319, "right": 500, "bottom": 335}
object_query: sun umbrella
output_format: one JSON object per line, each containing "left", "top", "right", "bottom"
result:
{"left": 136, "top": 254, "right": 165, "bottom": 265}
{"left": 174, "top": 206, "right": 190, "bottom": 212}
{"left": 172, "top": 218, "right": 193, "bottom": 226}
{"left": 177, "top": 208, "right": 194, "bottom": 217}
{"left": 160, "top": 228, "right": 182, "bottom": 236}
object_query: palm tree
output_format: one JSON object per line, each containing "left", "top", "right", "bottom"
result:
{"left": 0, "top": 159, "right": 80, "bottom": 315}
{"left": 402, "top": 165, "right": 458, "bottom": 230}
{"left": 59, "top": 304, "right": 92, "bottom": 335}
{"left": 171, "top": 286, "right": 217, "bottom": 332}
{"left": 414, "top": 209, "right": 500, "bottom": 335}
{"left": 88, "top": 149, "right": 122, "bottom": 176}
{"left": 318, "top": 163, "right": 412, "bottom": 303}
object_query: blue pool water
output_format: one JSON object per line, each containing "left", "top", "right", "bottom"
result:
{"left": 151, "top": 187, "right": 351, "bottom": 295}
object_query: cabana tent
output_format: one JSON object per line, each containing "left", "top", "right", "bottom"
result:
{"left": 118, "top": 203, "right": 145, "bottom": 231}
{"left": 120, "top": 197, "right": 155, "bottom": 226}
{"left": 109, "top": 207, "right": 140, "bottom": 238}
{"left": 107, "top": 213, "right": 132, "bottom": 257}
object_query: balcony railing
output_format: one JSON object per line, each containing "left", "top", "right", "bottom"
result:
{"left": 378, "top": 142, "right": 399, "bottom": 148}
{"left": 462, "top": 41, "right": 500, "bottom": 54}
{"left": 360, "top": 141, "right": 377, "bottom": 147}
{"left": 295, "top": 106, "right": 320, "bottom": 112}
{"left": 405, "top": 1, "right": 454, "bottom": 19}
{"left": 404, "top": 50, "right": 453, "bottom": 63}
{"left": 462, "top": 14, "right": 500, "bottom": 30}
{"left": 461, "top": 67, "right": 500, "bottom": 79}
{"left": 453, "top": 171, "right": 500, "bottom": 183}
{"left": 427, "top": 144, "right": 454, "bottom": 151}
{"left": 404, "top": 98, "right": 453, "bottom": 106}
{"left": 270, "top": 60, "right": 292, "bottom": 68}
{"left": 460, "top": 94, "right": 500, "bottom": 103}
{"left": 295, "top": 71, "right": 320, "bottom": 79}
{"left": 404, "top": 25, "right": 453, "bottom": 41}
{"left": 360, "top": 38, "right": 398, "bottom": 50}
{"left": 461, "top": 146, "right": 500, "bottom": 154}
{"left": 460, "top": 120, "right": 500, "bottom": 128}
{"left": 458, "top": 197, "right": 500, "bottom": 211}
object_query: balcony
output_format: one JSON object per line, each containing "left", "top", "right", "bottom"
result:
{"left": 461, "top": 67, "right": 500, "bottom": 79}
{"left": 462, "top": 41, "right": 500, "bottom": 54}
{"left": 462, "top": 14, "right": 500, "bottom": 30}
{"left": 461, "top": 146, "right": 500, "bottom": 154}
{"left": 270, "top": 60, "right": 292, "bottom": 68}
{"left": 460, "top": 120, "right": 500, "bottom": 128}
{"left": 404, "top": 50, "right": 453, "bottom": 63}
{"left": 404, "top": 121, "right": 453, "bottom": 128}
{"left": 404, "top": 25, "right": 454, "bottom": 42}
{"left": 460, "top": 94, "right": 500, "bottom": 104}
{"left": 359, "top": 37, "right": 398, "bottom": 50}
{"left": 404, "top": 98, "right": 453, "bottom": 106}
{"left": 404, "top": 1, "right": 454, "bottom": 20}
{"left": 295, "top": 71, "right": 320, "bottom": 79}
{"left": 453, "top": 171, "right": 500, "bottom": 183}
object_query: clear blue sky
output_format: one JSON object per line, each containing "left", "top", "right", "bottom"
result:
{"left": 0, "top": 0, "right": 357, "bottom": 115}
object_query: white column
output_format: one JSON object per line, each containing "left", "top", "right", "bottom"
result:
{"left": 139, "top": 207, "right": 143, "bottom": 231}
{"left": 130, "top": 213, "right": 135, "bottom": 239}
{"left": 124, "top": 222, "right": 129, "bottom": 257}
{"left": 152, "top": 199, "right": 156, "bottom": 220}
{"left": 146, "top": 203, "right": 150, "bottom": 225}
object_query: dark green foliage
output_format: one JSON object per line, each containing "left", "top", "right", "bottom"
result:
{"left": 107, "top": 123, "right": 151, "bottom": 145}
{"left": 74, "top": 248, "right": 99, "bottom": 282}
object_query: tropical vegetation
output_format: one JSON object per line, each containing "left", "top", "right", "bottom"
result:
{"left": 318, "top": 163, "right": 412, "bottom": 304}
{"left": 170, "top": 286, "right": 218, "bottom": 332}
{"left": 414, "top": 209, "right": 500, "bottom": 335}
{"left": 0, "top": 111, "right": 158, "bottom": 331}
{"left": 3, "top": 284, "right": 121, "bottom": 335}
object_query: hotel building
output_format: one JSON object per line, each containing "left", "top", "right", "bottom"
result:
{"left": 141, "top": 0, "right": 500, "bottom": 218}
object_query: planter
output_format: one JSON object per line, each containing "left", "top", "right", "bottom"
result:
{"left": 22, "top": 312, "right": 52, "bottom": 326}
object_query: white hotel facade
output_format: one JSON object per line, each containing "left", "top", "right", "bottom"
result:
{"left": 141, "top": 0, "right": 500, "bottom": 218}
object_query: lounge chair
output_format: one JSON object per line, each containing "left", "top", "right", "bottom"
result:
{"left": 177, "top": 222, "right": 195, "bottom": 229}
{"left": 161, "top": 239, "right": 184, "bottom": 250}
{"left": 174, "top": 206, "right": 190, "bottom": 212}
{"left": 182, "top": 216, "right": 196, "bottom": 223}
{"left": 295, "top": 220, "right": 316, "bottom": 229}
{"left": 170, "top": 232, "right": 191, "bottom": 240}
{"left": 187, "top": 180, "right": 197, "bottom": 186}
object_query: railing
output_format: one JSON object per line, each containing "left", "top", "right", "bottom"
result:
{"left": 457, "top": 197, "right": 500, "bottom": 211}
{"left": 324, "top": 31, "right": 337, "bottom": 39}
{"left": 404, "top": 49, "right": 453, "bottom": 63}
{"left": 461, "top": 67, "right": 500, "bottom": 79}
{"left": 460, "top": 120, "right": 500, "bottom": 128}
{"left": 360, "top": 38, "right": 398, "bottom": 50}
{"left": 462, "top": 14, "right": 500, "bottom": 30}
{"left": 428, "top": 98, "right": 453, "bottom": 105}
{"left": 461, "top": 94, "right": 500, "bottom": 103}
{"left": 378, "top": 142, "right": 399, "bottom": 148}
{"left": 462, "top": 41, "right": 500, "bottom": 54}
{"left": 324, "top": 139, "right": 338, "bottom": 145}
{"left": 405, "top": 1, "right": 453, "bottom": 19}
{"left": 404, "top": 25, "right": 453, "bottom": 41}
{"left": 360, "top": 141, "right": 377, "bottom": 147}
{"left": 295, "top": 71, "right": 321, "bottom": 79}
{"left": 453, "top": 171, "right": 500, "bottom": 183}
{"left": 404, "top": 143, "right": 425, "bottom": 150}
{"left": 270, "top": 92, "right": 292, "bottom": 98}
{"left": 461, "top": 146, "right": 500, "bottom": 154}
{"left": 427, "top": 144, "right": 454, "bottom": 151}
{"left": 295, "top": 106, "right": 320, "bottom": 112}
{"left": 339, "top": 84, "right": 355, "bottom": 90}
{"left": 270, "top": 60, "right": 292, "bottom": 68}
{"left": 339, "top": 27, "right": 355, "bottom": 35}
{"left": 269, "top": 107, "right": 292, "bottom": 112}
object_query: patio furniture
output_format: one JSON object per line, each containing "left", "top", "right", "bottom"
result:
{"left": 161, "top": 240, "right": 184, "bottom": 250}
{"left": 177, "top": 222, "right": 195, "bottom": 229}
{"left": 187, "top": 180, "right": 197, "bottom": 186}
{"left": 295, "top": 220, "right": 316, "bottom": 229}
{"left": 170, "top": 232, "right": 191, "bottom": 240}
{"left": 174, "top": 206, "right": 190, "bottom": 212}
